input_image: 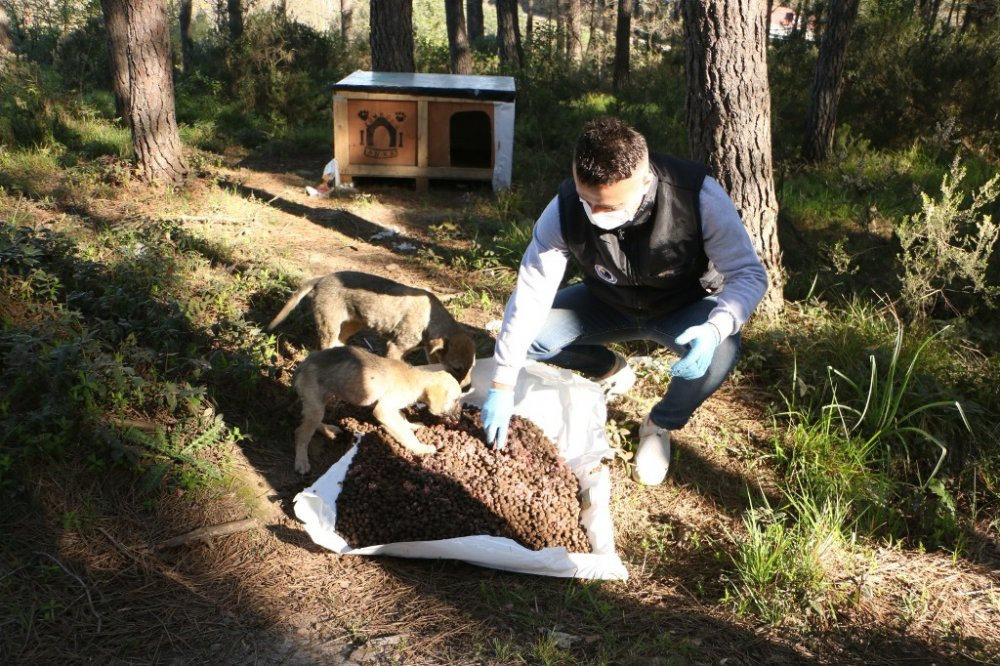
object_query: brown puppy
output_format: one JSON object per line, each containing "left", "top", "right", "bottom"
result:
{"left": 268, "top": 271, "right": 476, "bottom": 387}
{"left": 292, "top": 345, "right": 462, "bottom": 474}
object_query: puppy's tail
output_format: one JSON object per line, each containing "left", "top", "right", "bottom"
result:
{"left": 267, "top": 277, "right": 322, "bottom": 331}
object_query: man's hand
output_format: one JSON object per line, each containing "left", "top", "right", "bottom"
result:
{"left": 670, "top": 323, "right": 721, "bottom": 380}
{"left": 481, "top": 386, "right": 514, "bottom": 450}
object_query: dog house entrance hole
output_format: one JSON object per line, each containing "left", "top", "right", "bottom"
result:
{"left": 449, "top": 111, "right": 492, "bottom": 168}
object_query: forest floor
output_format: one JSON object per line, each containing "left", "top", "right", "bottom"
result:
{"left": 6, "top": 154, "right": 1000, "bottom": 665}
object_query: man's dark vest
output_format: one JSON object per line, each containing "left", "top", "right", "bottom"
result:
{"left": 557, "top": 152, "right": 722, "bottom": 317}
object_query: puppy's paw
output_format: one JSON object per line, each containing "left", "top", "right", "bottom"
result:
{"left": 407, "top": 442, "right": 436, "bottom": 456}
{"left": 320, "top": 423, "right": 343, "bottom": 439}
{"left": 295, "top": 456, "right": 311, "bottom": 474}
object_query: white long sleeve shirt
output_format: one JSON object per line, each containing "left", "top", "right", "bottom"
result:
{"left": 491, "top": 176, "right": 768, "bottom": 387}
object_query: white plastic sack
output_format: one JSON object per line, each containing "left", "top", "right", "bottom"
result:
{"left": 293, "top": 358, "right": 629, "bottom": 580}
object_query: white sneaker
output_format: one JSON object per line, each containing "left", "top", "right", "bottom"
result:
{"left": 596, "top": 352, "right": 636, "bottom": 400}
{"left": 632, "top": 416, "right": 671, "bottom": 486}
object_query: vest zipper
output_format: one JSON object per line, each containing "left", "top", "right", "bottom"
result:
{"left": 617, "top": 227, "right": 645, "bottom": 312}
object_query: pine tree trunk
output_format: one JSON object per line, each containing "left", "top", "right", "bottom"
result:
{"left": 370, "top": 0, "right": 414, "bottom": 72}
{"left": 101, "top": 0, "right": 131, "bottom": 122}
{"left": 466, "top": 0, "right": 483, "bottom": 43}
{"left": 127, "top": 0, "right": 186, "bottom": 184}
{"left": 445, "top": 0, "right": 473, "bottom": 74}
{"left": 227, "top": 0, "right": 243, "bottom": 42}
{"left": 566, "top": 0, "right": 582, "bottom": 64}
{"left": 496, "top": 0, "right": 523, "bottom": 69}
{"left": 555, "top": 0, "right": 565, "bottom": 56}
{"left": 682, "top": 0, "right": 784, "bottom": 319}
{"left": 0, "top": 5, "right": 13, "bottom": 61}
{"left": 802, "top": 0, "right": 860, "bottom": 162}
{"left": 612, "top": 0, "right": 631, "bottom": 90}
{"left": 341, "top": 0, "right": 354, "bottom": 43}
{"left": 179, "top": 0, "right": 193, "bottom": 73}
{"left": 102, "top": 0, "right": 186, "bottom": 185}
{"left": 526, "top": 0, "right": 534, "bottom": 45}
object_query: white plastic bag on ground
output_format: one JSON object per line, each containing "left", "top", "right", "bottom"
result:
{"left": 293, "top": 358, "right": 629, "bottom": 580}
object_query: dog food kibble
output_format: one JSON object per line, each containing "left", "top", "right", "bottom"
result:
{"left": 334, "top": 405, "right": 591, "bottom": 553}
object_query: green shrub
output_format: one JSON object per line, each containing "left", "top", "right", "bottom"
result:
{"left": 0, "top": 218, "right": 253, "bottom": 495}
{"left": 0, "top": 64, "right": 60, "bottom": 149}
{"left": 840, "top": 5, "right": 1000, "bottom": 149}
{"left": 896, "top": 156, "right": 1000, "bottom": 320}
{"left": 223, "top": 8, "right": 344, "bottom": 128}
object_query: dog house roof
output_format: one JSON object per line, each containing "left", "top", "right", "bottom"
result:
{"left": 333, "top": 70, "right": 516, "bottom": 103}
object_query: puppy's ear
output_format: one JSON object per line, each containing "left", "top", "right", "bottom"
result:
{"left": 425, "top": 337, "right": 446, "bottom": 361}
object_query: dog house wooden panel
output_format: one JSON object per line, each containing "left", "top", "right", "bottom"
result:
{"left": 332, "top": 71, "right": 516, "bottom": 191}
{"left": 345, "top": 99, "right": 418, "bottom": 167}
{"left": 427, "top": 102, "right": 495, "bottom": 169}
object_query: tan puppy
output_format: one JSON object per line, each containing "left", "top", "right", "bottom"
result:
{"left": 268, "top": 271, "right": 476, "bottom": 387}
{"left": 292, "top": 345, "right": 462, "bottom": 474}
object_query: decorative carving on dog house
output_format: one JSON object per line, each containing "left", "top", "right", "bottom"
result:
{"left": 332, "top": 70, "right": 516, "bottom": 191}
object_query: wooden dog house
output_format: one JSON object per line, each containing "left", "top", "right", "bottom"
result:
{"left": 331, "top": 70, "right": 516, "bottom": 191}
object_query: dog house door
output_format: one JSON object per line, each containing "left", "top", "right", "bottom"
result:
{"left": 428, "top": 102, "right": 495, "bottom": 169}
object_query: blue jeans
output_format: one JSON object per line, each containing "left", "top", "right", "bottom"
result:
{"left": 526, "top": 283, "right": 741, "bottom": 430}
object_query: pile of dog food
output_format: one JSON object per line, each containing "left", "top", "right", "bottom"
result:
{"left": 334, "top": 405, "right": 591, "bottom": 553}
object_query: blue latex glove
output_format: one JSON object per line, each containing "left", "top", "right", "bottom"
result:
{"left": 481, "top": 387, "right": 514, "bottom": 450}
{"left": 670, "top": 323, "right": 721, "bottom": 380}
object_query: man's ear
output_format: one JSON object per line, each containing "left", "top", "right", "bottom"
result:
{"left": 426, "top": 337, "right": 446, "bottom": 360}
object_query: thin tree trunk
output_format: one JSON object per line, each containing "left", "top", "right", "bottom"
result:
{"left": 0, "top": 7, "right": 13, "bottom": 64}
{"left": 586, "top": 0, "right": 598, "bottom": 56}
{"left": 566, "top": 0, "right": 582, "bottom": 64}
{"left": 467, "top": 0, "right": 483, "bottom": 43}
{"left": 445, "top": 0, "right": 473, "bottom": 74}
{"left": 682, "top": 0, "right": 783, "bottom": 319}
{"left": 802, "top": 0, "right": 860, "bottom": 162}
{"left": 612, "top": 0, "right": 631, "bottom": 90}
{"left": 100, "top": 0, "right": 131, "bottom": 122}
{"left": 179, "top": 0, "right": 193, "bottom": 73}
{"left": 370, "top": 0, "right": 414, "bottom": 72}
{"left": 103, "top": 0, "right": 186, "bottom": 185}
{"left": 946, "top": 0, "right": 960, "bottom": 28}
{"left": 526, "top": 0, "right": 534, "bottom": 45}
{"left": 496, "top": 0, "right": 523, "bottom": 69}
{"left": 227, "top": 0, "right": 243, "bottom": 42}
{"left": 555, "top": 0, "right": 565, "bottom": 56}
{"left": 341, "top": 0, "right": 354, "bottom": 43}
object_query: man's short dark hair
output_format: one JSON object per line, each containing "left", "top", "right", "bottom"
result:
{"left": 573, "top": 117, "right": 648, "bottom": 186}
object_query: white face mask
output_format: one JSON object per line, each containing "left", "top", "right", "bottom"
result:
{"left": 581, "top": 199, "right": 633, "bottom": 230}
{"left": 578, "top": 168, "right": 652, "bottom": 231}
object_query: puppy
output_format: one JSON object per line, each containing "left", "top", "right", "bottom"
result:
{"left": 268, "top": 271, "right": 476, "bottom": 387}
{"left": 292, "top": 345, "right": 463, "bottom": 474}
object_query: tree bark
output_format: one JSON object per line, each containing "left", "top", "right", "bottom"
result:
{"left": 370, "top": 0, "right": 414, "bottom": 72}
{"left": 566, "top": 0, "right": 582, "bottom": 64}
{"left": 612, "top": 0, "right": 631, "bottom": 90}
{"left": 802, "top": 0, "right": 860, "bottom": 162}
{"left": 682, "top": 0, "right": 783, "bottom": 318}
{"left": 341, "top": 0, "right": 354, "bottom": 43}
{"left": 445, "top": 0, "right": 473, "bottom": 74}
{"left": 227, "top": 0, "right": 243, "bottom": 42}
{"left": 525, "top": 0, "right": 534, "bottom": 45}
{"left": 101, "top": 0, "right": 186, "bottom": 185}
{"left": 466, "top": 0, "right": 484, "bottom": 43}
{"left": 496, "top": 0, "right": 523, "bottom": 68}
{"left": 0, "top": 5, "right": 13, "bottom": 61}
{"left": 179, "top": 0, "right": 193, "bottom": 73}
{"left": 100, "top": 0, "right": 132, "bottom": 122}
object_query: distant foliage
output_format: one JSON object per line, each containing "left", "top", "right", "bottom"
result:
{"left": 897, "top": 157, "right": 1000, "bottom": 320}
{"left": 223, "top": 8, "right": 342, "bottom": 128}
{"left": 839, "top": 5, "right": 1000, "bottom": 149}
